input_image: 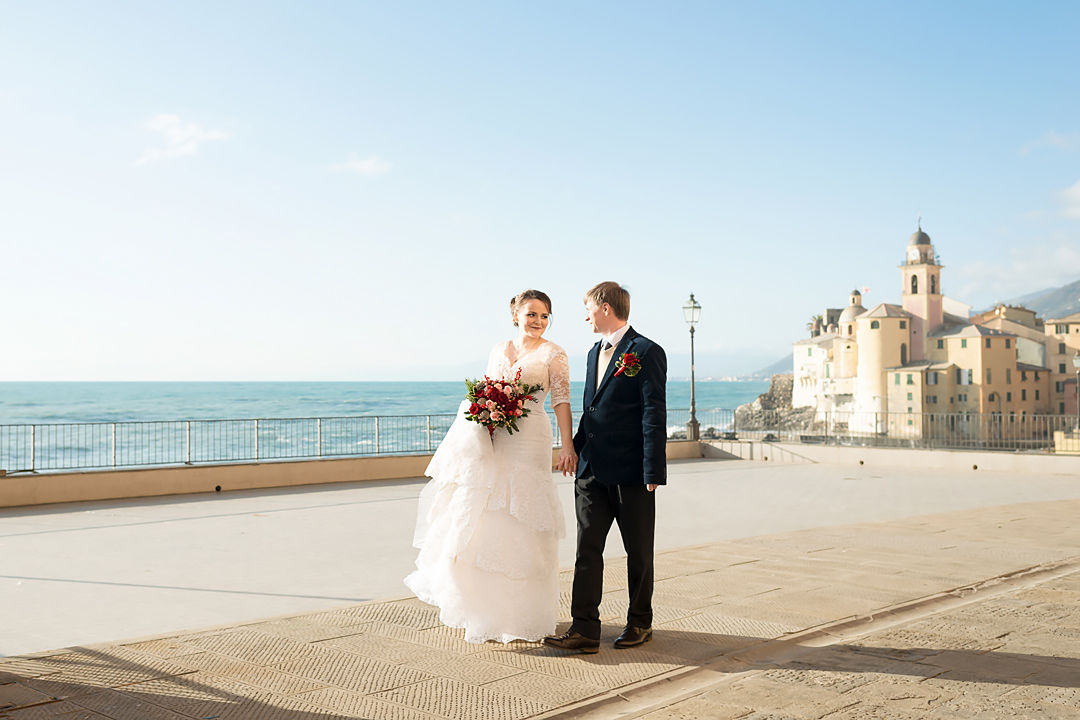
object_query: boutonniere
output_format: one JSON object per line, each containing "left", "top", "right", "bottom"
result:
{"left": 614, "top": 351, "right": 642, "bottom": 377}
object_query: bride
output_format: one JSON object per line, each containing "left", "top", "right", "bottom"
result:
{"left": 405, "top": 289, "right": 577, "bottom": 643}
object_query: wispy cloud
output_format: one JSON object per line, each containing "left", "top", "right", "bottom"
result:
{"left": 1020, "top": 130, "right": 1080, "bottom": 156}
{"left": 137, "top": 114, "right": 228, "bottom": 165}
{"left": 1060, "top": 179, "right": 1080, "bottom": 219}
{"left": 334, "top": 153, "right": 392, "bottom": 176}
{"left": 952, "top": 238, "right": 1080, "bottom": 305}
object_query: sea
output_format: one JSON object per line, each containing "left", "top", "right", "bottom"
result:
{"left": 0, "top": 381, "right": 767, "bottom": 425}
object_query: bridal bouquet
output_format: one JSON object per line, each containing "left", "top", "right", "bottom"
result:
{"left": 464, "top": 367, "right": 544, "bottom": 437}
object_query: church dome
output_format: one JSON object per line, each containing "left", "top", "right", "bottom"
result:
{"left": 839, "top": 303, "right": 866, "bottom": 323}
{"left": 909, "top": 228, "right": 932, "bottom": 246}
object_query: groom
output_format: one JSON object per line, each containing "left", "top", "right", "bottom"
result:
{"left": 546, "top": 281, "right": 667, "bottom": 653}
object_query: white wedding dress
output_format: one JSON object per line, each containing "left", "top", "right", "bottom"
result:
{"left": 405, "top": 340, "right": 570, "bottom": 643}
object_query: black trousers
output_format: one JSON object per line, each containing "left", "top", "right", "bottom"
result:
{"left": 570, "top": 476, "right": 656, "bottom": 640}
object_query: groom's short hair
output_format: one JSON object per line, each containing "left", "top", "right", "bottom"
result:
{"left": 585, "top": 281, "right": 630, "bottom": 320}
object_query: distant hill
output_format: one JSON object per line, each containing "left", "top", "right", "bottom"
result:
{"left": 745, "top": 353, "right": 793, "bottom": 379}
{"left": 997, "top": 279, "right": 1080, "bottom": 320}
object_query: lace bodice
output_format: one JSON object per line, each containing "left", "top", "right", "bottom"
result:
{"left": 486, "top": 341, "right": 571, "bottom": 408}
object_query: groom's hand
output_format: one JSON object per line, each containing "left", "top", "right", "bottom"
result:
{"left": 647, "top": 484, "right": 658, "bottom": 492}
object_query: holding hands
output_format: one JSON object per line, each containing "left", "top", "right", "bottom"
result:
{"left": 556, "top": 445, "right": 577, "bottom": 477}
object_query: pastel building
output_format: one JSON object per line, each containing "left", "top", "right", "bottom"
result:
{"left": 793, "top": 225, "right": 1068, "bottom": 439}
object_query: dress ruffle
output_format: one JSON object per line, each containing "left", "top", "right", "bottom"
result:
{"left": 405, "top": 399, "right": 566, "bottom": 644}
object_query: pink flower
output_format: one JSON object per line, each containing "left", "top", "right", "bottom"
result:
{"left": 486, "top": 400, "right": 496, "bottom": 410}
{"left": 491, "top": 411, "right": 503, "bottom": 421}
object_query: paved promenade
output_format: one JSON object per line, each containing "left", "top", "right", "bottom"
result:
{"left": 3, "top": 490, "right": 1079, "bottom": 718}
{"left": 4, "top": 457, "right": 1080, "bottom": 657}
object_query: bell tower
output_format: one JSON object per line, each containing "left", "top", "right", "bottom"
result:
{"left": 900, "top": 221, "right": 944, "bottom": 362}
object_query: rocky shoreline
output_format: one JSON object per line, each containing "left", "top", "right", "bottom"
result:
{"left": 733, "top": 373, "right": 816, "bottom": 431}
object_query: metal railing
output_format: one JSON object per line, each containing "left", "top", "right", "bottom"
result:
{"left": 0, "top": 408, "right": 737, "bottom": 474}
{"left": 6, "top": 407, "right": 1067, "bottom": 475}
{"left": 734, "top": 410, "right": 1079, "bottom": 452}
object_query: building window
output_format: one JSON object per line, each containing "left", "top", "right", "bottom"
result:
{"left": 986, "top": 338, "right": 991, "bottom": 348}
{"left": 1057, "top": 381, "right": 1066, "bottom": 392}
{"left": 1056, "top": 325, "right": 1068, "bottom": 334}
{"left": 1006, "top": 368, "right": 1011, "bottom": 384}
{"left": 1036, "top": 390, "right": 1040, "bottom": 400}
{"left": 907, "top": 374, "right": 914, "bottom": 385}
{"left": 928, "top": 371, "right": 938, "bottom": 385}
{"left": 895, "top": 373, "right": 900, "bottom": 385}
{"left": 901, "top": 344, "right": 908, "bottom": 365}
{"left": 1006, "top": 392, "right": 1012, "bottom": 402}
{"left": 937, "top": 339, "right": 944, "bottom": 349}
{"left": 1005, "top": 339, "right": 1011, "bottom": 349}
{"left": 907, "top": 392, "right": 913, "bottom": 400}
{"left": 930, "top": 275, "right": 937, "bottom": 294}
{"left": 1061, "top": 364, "right": 1067, "bottom": 374}
{"left": 1021, "top": 371, "right": 1027, "bottom": 382}
{"left": 986, "top": 368, "right": 992, "bottom": 383}
{"left": 900, "top": 320, "right": 907, "bottom": 329}
{"left": 1062, "top": 402, "right": 1067, "bottom": 413}
{"left": 1060, "top": 343, "right": 1067, "bottom": 354}
{"left": 961, "top": 339, "right": 968, "bottom": 349}
{"left": 871, "top": 320, "right": 880, "bottom": 329}
{"left": 1035, "top": 372, "right": 1040, "bottom": 381}
{"left": 1022, "top": 389, "right": 1027, "bottom": 401}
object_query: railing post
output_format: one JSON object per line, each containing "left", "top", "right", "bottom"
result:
{"left": 254, "top": 419, "right": 260, "bottom": 461}
{"left": 111, "top": 423, "right": 117, "bottom": 468}
{"left": 30, "top": 425, "right": 36, "bottom": 472}
{"left": 317, "top": 418, "right": 323, "bottom": 457}
{"left": 374, "top": 417, "right": 380, "bottom": 455}
{"left": 185, "top": 421, "right": 192, "bottom": 464}
{"left": 426, "top": 415, "right": 432, "bottom": 453}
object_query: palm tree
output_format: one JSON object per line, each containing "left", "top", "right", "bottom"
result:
{"left": 807, "top": 314, "right": 824, "bottom": 337}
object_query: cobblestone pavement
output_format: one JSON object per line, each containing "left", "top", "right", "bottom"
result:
{"left": 2, "top": 498, "right": 1078, "bottom": 719}
{"left": 632, "top": 569, "right": 1080, "bottom": 720}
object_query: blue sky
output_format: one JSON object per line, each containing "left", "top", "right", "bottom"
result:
{"left": 2, "top": 1, "right": 1079, "bottom": 380}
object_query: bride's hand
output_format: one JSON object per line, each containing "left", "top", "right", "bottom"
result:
{"left": 555, "top": 446, "right": 577, "bottom": 477}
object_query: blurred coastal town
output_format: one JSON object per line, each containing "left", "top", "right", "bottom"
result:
{"left": 726, "top": 225, "right": 1080, "bottom": 453}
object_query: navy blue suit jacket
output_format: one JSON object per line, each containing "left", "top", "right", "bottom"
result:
{"left": 573, "top": 327, "right": 667, "bottom": 486}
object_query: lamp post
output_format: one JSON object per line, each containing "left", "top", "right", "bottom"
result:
{"left": 1072, "top": 352, "right": 1080, "bottom": 433}
{"left": 682, "top": 294, "right": 702, "bottom": 441}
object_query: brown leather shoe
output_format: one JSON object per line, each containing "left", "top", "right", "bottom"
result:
{"left": 614, "top": 626, "right": 652, "bottom": 648}
{"left": 542, "top": 630, "right": 600, "bottom": 654}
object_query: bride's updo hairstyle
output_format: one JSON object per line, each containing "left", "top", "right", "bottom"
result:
{"left": 511, "top": 289, "right": 553, "bottom": 326}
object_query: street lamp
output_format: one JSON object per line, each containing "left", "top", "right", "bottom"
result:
{"left": 1072, "top": 352, "right": 1080, "bottom": 433}
{"left": 682, "top": 294, "right": 702, "bottom": 441}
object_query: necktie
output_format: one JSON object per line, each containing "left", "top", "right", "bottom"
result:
{"left": 597, "top": 341, "right": 616, "bottom": 386}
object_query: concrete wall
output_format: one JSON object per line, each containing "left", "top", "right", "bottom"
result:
{"left": 0, "top": 441, "right": 705, "bottom": 509}
{"left": 705, "top": 440, "right": 1080, "bottom": 475}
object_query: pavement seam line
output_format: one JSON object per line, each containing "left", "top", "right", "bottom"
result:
{"left": 533, "top": 555, "right": 1080, "bottom": 719}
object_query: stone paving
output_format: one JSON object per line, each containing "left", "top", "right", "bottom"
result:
{"left": 2, "top": 498, "right": 1078, "bottom": 719}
